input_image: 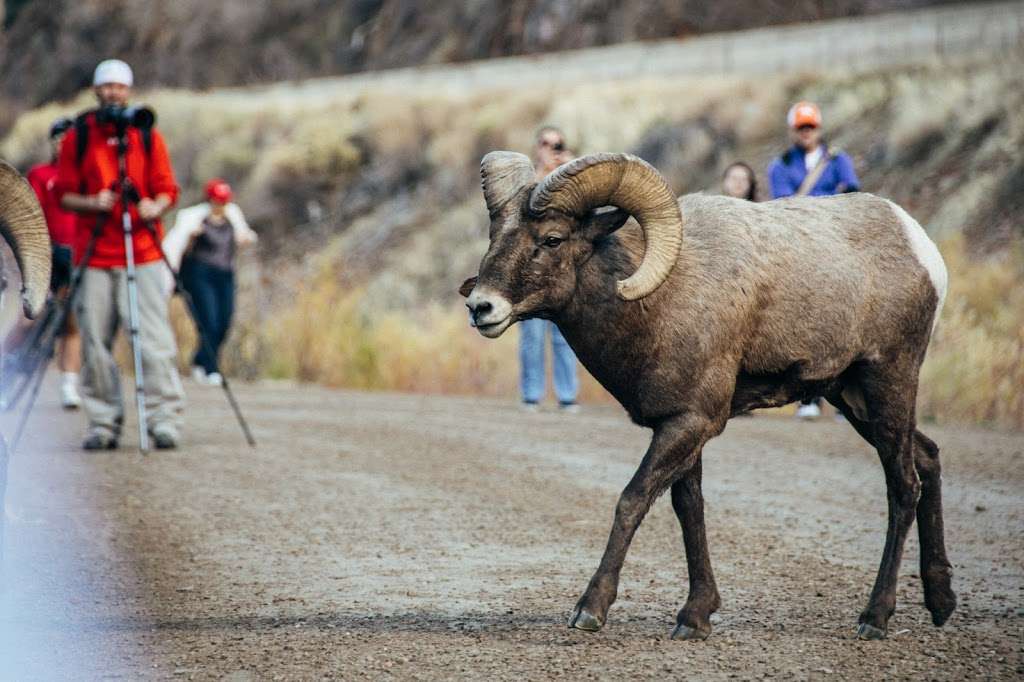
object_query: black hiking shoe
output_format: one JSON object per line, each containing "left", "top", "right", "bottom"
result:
{"left": 82, "top": 432, "right": 118, "bottom": 450}
{"left": 151, "top": 429, "right": 178, "bottom": 450}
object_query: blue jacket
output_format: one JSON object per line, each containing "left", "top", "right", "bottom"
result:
{"left": 768, "top": 145, "right": 860, "bottom": 198}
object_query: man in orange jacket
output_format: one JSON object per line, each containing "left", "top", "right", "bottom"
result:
{"left": 56, "top": 58, "right": 185, "bottom": 450}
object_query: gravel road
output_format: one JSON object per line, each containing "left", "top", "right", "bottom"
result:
{"left": 1, "top": 381, "right": 1021, "bottom": 679}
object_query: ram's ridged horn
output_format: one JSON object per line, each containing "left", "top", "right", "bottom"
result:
{"left": 0, "top": 161, "right": 52, "bottom": 318}
{"left": 530, "top": 153, "right": 682, "bottom": 301}
{"left": 480, "top": 151, "right": 535, "bottom": 215}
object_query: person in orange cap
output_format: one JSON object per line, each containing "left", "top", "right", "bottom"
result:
{"left": 164, "top": 178, "right": 257, "bottom": 386}
{"left": 768, "top": 101, "right": 859, "bottom": 199}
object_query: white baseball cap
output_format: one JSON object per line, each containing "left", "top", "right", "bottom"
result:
{"left": 93, "top": 59, "right": 134, "bottom": 87}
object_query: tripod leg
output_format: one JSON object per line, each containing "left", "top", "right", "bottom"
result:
{"left": 121, "top": 211, "right": 149, "bottom": 453}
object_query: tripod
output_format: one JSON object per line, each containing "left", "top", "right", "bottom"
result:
{"left": 8, "top": 126, "right": 256, "bottom": 454}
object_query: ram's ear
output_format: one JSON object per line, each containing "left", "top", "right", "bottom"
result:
{"left": 580, "top": 206, "right": 631, "bottom": 240}
{"left": 458, "top": 276, "right": 477, "bottom": 298}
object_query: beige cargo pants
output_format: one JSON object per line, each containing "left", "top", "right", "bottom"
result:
{"left": 75, "top": 263, "right": 185, "bottom": 440}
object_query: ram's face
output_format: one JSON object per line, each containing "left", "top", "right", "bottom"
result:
{"left": 461, "top": 149, "right": 679, "bottom": 336}
{"left": 461, "top": 197, "right": 585, "bottom": 338}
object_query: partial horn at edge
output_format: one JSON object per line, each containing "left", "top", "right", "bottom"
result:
{"left": 0, "top": 161, "right": 52, "bottom": 318}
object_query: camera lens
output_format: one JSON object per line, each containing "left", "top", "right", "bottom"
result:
{"left": 126, "top": 106, "right": 155, "bottom": 129}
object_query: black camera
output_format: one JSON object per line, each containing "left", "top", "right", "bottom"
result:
{"left": 96, "top": 104, "right": 156, "bottom": 131}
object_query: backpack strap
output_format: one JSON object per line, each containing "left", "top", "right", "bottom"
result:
{"left": 794, "top": 145, "right": 834, "bottom": 198}
{"left": 74, "top": 111, "right": 93, "bottom": 168}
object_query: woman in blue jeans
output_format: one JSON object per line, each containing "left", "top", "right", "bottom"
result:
{"left": 520, "top": 126, "right": 580, "bottom": 412}
{"left": 166, "top": 179, "right": 257, "bottom": 385}
{"left": 519, "top": 318, "right": 579, "bottom": 411}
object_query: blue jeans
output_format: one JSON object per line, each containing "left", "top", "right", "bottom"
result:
{"left": 180, "top": 258, "right": 235, "bottom": 375}
{"left": 519, "top": 318, "right": 578, "bottom": 404}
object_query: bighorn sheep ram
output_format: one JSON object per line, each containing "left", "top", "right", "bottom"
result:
{"left": 460, "top": 151, "right": 953, "bottom": 641}
{"left": 0, "top": 160, "right": 51, "bottom": 319}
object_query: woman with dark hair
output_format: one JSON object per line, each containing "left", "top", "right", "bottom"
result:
{"left": 722, "top": 161, "right": 758, "bottom": 201}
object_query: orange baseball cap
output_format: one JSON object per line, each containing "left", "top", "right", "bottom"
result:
{"left": 787, "top": 101, "right": 822, "bottom": 129}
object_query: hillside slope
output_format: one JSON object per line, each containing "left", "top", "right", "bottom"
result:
{"left": 1, "top": 20, "right": 1021, "bottom": 428}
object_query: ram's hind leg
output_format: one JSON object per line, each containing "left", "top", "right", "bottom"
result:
{"left": 829, "top": 362, "right": 921, "bottom": 640}
{"left": 912, "top": 429, "right": 956, "bottom": 626}
{"left": 828, "top": 392, "right": 956, "bottom": 630}
{"left": 669, "top": 459, "right": 721, "bottom": 640}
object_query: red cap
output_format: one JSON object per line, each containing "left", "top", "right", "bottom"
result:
{"left": 205, "top": 178, "right": 233, "bottom": 203}
{"left": 787, "top": 101, "right": 822, "bottom": 129}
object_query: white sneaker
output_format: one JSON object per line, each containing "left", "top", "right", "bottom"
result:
{"left": 795, "top": 403, "right": 821, "bottom": 420}
{"left": 206, "top": 372, "right": 223, "bottom": 386}
{"left": 191, "top": 366, "right": 207, "bottom": 384}
{"left": 520, "top": 401, "right": 540, "bottom": 413}
{"left": 60, "top": 381, "right": 81, "bottom": 410}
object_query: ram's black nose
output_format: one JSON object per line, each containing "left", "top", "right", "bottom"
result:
{"left": 466, "top": 299, "right": 492, "bottom": 325}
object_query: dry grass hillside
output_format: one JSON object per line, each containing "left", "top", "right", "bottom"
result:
{"left": 2, "top": 52, "right": 1021, "bottom": 429}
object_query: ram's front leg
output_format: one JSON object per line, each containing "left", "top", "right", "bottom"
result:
{"left": 569, "top": 413, "right": 715, "bottom": 632}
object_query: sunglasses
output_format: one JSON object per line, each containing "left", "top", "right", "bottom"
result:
{"left": 538, "top": 139, "right": 565, "bottom": 151}
{"left": 796, "top": 125, "right": 819, "bottom": 132}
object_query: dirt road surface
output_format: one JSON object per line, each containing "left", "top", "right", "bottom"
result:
{"left": 1, "top": 381, "right": 1021, "bottom": 680}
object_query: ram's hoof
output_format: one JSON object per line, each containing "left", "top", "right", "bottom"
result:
{"left": 856, "top": 622, "right": 887, "bottom": 640}
{"left": 569, "top": 607, "right": 603, "bottom": 632}
{"left": 925, "top": 584, "right": 957, "bottom": 627}
{"left": 670, "top": 623, "right": 710, "bottom": 641}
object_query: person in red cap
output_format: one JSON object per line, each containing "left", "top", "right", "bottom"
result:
{"left": 21, "top": 117, "right": 83, "bottom": 409}
{"left": 768, "top": 101, "right": 860, "bottom": 420}
{"left": 163, "top": 178, "right": 257, "bottom": 386}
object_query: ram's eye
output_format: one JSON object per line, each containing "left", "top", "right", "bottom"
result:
{"left": 542, "top": 235, "right": 564, "bottom": 248}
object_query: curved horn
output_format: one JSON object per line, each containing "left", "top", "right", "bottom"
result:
{"left": 480, "top": 151, "right": 535, "bottom": 214}
{"left": 0, "top": 161, "right": 52, "bottom": 318}
{"left": 529, "top": 153, "right": 682, "bottom": 301}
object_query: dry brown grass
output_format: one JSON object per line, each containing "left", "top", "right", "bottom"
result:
{"left": 918, "top": 236, "right": 1024, "bottom": 430}
{"left": 256, "top": 271, "right": 612, "bottom": 403}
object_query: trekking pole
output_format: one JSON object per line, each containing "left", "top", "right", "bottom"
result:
{"left": 8, "top": 216, "right": 105, "bottom": 456}
{"left": 114, "top": 134, "right": 149, "bottom": 454}
{"left": 143, "top": 223, "right": 257, "bottom": 447}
